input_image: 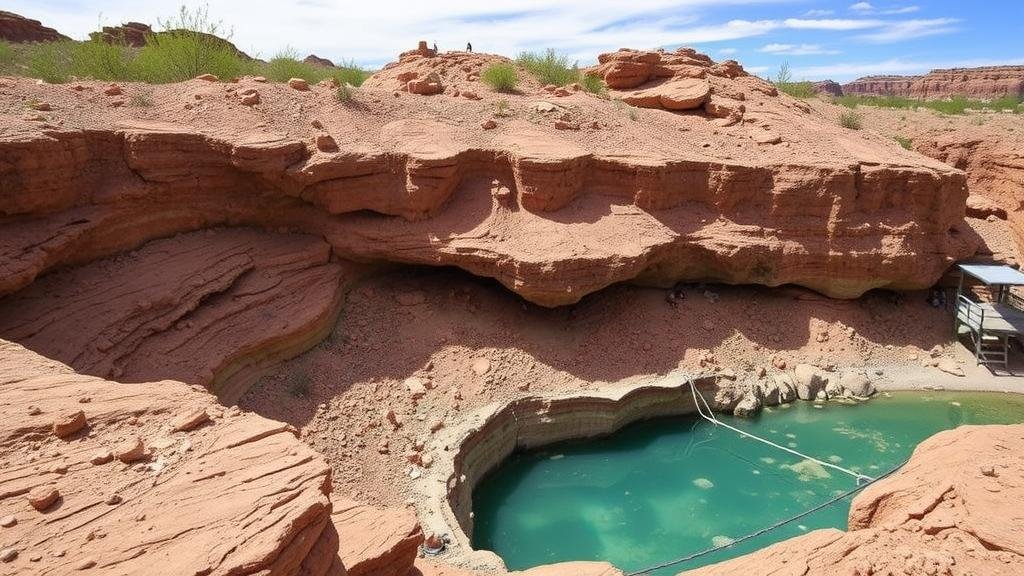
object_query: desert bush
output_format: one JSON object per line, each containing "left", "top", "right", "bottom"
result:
{"left": 335, "top": 83, "right": 352, "bottom": 102}
{"left": 25, "top": 41, "right": 72, "bottom": 83}
{"left": 893, "top": 136, "right": 913, "bottom": 150}
{"left": 69, "top": 39, "right": 133, "bottom": 80}
{"left": 773, "top": 63, "right": 816, "bottom": 99}
{"left": 580, "top": 72, "right": 606, "bottom": 95}
{"left": 265, "top": 47, "right": 320, "bottom": 82}
{"left": 517, "top": 49, "right": 578, "bottom": 86}
{"left": 481, "top": 62, "right": 518, "bottom": 92}
{"left": 839, "top": 110, "right": 863, "bottom": 129}
{"left": 329, "top": 60, "right": 370, "bottom": 87}
{"left": 0, "top": 40, "right": 13, "bottom": 70}
{"left": 132, "top": 5, "right": 251, "bottom": 83}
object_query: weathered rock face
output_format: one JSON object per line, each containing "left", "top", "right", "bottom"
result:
{"left": 914, "top": 133, "right": 1024, "bottom": 253}
{"left": 0, "top": 59, "right": 975, "bottom": 309}
{"left": 844, "top": 66, "right": 1024, "bottom": 100}
{"left": 0, "top": 10, "right": 68, "bottom": 43}
{"left": 306, "top": 54, "right": 337, "bottom": 68}
{"left": 89, "top": 21, "right": 152, "bottom": 47}
{"left": 333, "top": 499, "right": 423, "bottom": 576}
{"left": 0, "top": 228, "right": 364, "bottom": 404}
{"left": 0, "top": 340, "right": 341, "bottom": 575}
{"left": 812, "top": 80, "right": 843, "bottom": 97}
{"left": 678, "top": 424, "right": 1024, "bottom": 575}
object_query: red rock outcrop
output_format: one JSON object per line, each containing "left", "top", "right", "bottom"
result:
{"left": 333, "top": 499, "right": 423, "bottom": 576}
{"left": 0, "top": 340, "right": 341, "bottom": 575}
{"left": 0, "top": 58, "right": 975, "bottom": 309}
{"left": 0, "top": 11, "right": 68, "bottom": 43}
{"left": 844, "top": 66, "right": 1024, "bottom": 100}
{"left": 812, "top": 80, "right": 843, "bottom": 97}
{"left": 89, "top": 21, "right": 152, "bottom": 47}
{"left": 679, "top": 424, "right": 1024, "bottom": 575}
{"left": 0, "top": 228, "right": 364, "bottom": 404}
{"left": 306, "top": 54, "right": 337, "bottom": 68}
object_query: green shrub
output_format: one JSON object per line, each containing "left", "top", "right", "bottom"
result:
{"left": 25, "top": 41, "right": 72, "bottom": 83}
{"left": 834, "top": 94, "right": 1022, "bottom": 115}
{"left": 494, "top": 99, "right": 511, "bottom": 116}
{"left": 0, "top": 40, "right": 13, "bottom": 70}
{"left": 580, "top": 73, "right": 606, "bottom": 95}
{"left": 69, "top": 39, "right": 132, "bottom": 80}
{"left": 480, "top": 63, "right": 518, "bottom": 92}
{"left": 329, "top": 61, "right": 370, "bottom": 87}
{"left": 265, "top": 48, "right": 319, "bottom": 82}
{"left": 517, "top": 49, "right": 578, "bottom": 86}
{"left": 336, "top": 83, "right": 352, "bottom": 102}
{"left": 894, "top": 136, "right": 913, "bottom": 150}
{"left": 840, "top": 110, "right": 863, "bottom": 130}
{"left": 132, "top": 5, "right": 251, "bottom": 83}
{"left": 773, "top": 63, "right": 816, "bottom": 99}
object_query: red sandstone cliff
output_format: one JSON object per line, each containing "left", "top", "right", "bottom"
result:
{"left": 843, "top": 65, "right": 1024, "bottom": 100}
{"left": 0, "top": 11, "right": 68, "bottom": 43}
{"left": 0, "top": 48, "right": 976, "bottom": 311}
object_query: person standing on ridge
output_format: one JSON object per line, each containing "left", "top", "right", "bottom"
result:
{"left": 466, "top": 42, "right": 472, "bottom": 52}
{"left": 433, "top": 41, "right": 438, "bottom": 53}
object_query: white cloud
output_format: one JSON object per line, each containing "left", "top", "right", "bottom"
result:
{"left": 881, "top": 6, "right": 920, "bottom": 14}
{"left": 849, "top": 2, "right": 874, "bottom": 11}
{"left": 783, "top": 18, "right": 885, "bottom": 30}
{"left": 759, "top": 43, "right": 840, "bottom": 55}
{"left": 804, "top": 9, "right": 835, "bottom": 17}
{"left": 856, "top": 18, "right": 960, "bottom": 43}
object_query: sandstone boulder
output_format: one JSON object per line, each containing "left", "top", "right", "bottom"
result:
{"left": 794, "top": 364, "right": 827, "bottom": 400}
{"left": 620, "top": 78, "right": 710, "bottom": 111}
{"left": 408, "top": 72, "right": 443, "bottom": 95}
{"left": 838, "top": 371, "right": 874, "bottom": 397}
{"left": 332, "top": 499, "right": 423, "bottom": 576}
{"left": 966, "top": 194, "right": 1007, "bottom": 220}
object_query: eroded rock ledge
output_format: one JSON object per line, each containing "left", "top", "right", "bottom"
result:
{"left": 0, "top": 227, "right": 368, "bottom": 404}
{"left": 1, "top": 48, "right": 974, "bottom": 307}
{"left": 0, "top": 340, "right": 341, "bottom": 575}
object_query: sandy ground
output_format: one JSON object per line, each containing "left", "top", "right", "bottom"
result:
{"left": 238, "top": 264, "right": 1002, "bottom": 509}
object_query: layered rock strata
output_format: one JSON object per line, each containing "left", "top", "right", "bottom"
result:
{"left": 844, "top": 66, "right": 1024, "bottom": 100}
{"left": 0, "top": 340, "right": 341, "bottom": 575}
{"left": 0, "top": 228, "right": 361, "bottom": 404}
{"left": 1, "top": 62, "right": 975, "bottom": 309}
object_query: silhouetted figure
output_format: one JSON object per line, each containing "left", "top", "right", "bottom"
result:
{"left": 466, "top": 42, "right": 472, "bottom": 52}
{"left": 433, "top": 41, "right": 438, "bottom": 53}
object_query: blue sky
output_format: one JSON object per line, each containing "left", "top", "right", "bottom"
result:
{"left": 9, "top": 1, "right": 1023, "bottom": 80}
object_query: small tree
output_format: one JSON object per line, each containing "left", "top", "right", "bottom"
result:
{"left": 481, "top": 63, "right": 518, "bottom": 92}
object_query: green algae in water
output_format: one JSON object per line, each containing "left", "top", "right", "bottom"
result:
{"left": 471, "top": 391, "right": 1024, "bottom": 575}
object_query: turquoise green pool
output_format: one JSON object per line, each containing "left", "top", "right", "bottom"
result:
{"left": 471, "top": 391, "right": 1024, "bottom": 575}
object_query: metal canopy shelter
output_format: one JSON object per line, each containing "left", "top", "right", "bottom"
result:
{"left": 955, "top": 264, "right": 1024, "bottom": 369}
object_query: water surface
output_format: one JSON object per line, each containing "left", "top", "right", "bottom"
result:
{"left": 472, "top": 391, "right": 1024, "bottom": 574}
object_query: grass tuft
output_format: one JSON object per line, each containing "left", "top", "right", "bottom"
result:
{"left": 335, "top": 83, "right": 352, "bottom": 102}
{"left": 517, "top": 49, "right": 578, "bottom": 86}
{"left": 893, "top": 136, "right": 913, "bottom": 150}
{"left": 131, "top": 5, "right": 252, "bottom": 83}
{"left": 480, "top": 62, "right": 518, "bottom": 92}
{"left": 839, "top": 110, "right": 863, "bottom": 130}
{"left": 130, "top": 91, "right": 155, "bottom": 107}
{"left": 0, "top": 40, "right": 14, "bottom": 71}
{"left": 580, "top": 73, "right": 607, "bottom": 96}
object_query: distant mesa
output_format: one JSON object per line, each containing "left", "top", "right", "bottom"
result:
{"left": 304, "top": 54, "right": 336, "bottom": 68}
{"left": 0, "top": 10, "right": 68, "bottom": 43}
{"left": 843, "top": 66, "right": 1024, "bottom": 100}
{"left": 812, "top": 80, "right": 843, "bottom": 97}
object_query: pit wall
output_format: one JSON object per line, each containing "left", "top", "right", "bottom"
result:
{"left": 419, "top": 373, "right": 734, "bottom": 567}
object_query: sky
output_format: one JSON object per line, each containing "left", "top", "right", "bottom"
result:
{"left": 9, "top": 0, "right": 1024, "bottom": 81}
